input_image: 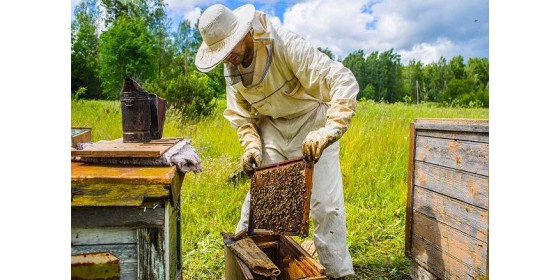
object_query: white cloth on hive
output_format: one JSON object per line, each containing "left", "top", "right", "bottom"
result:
{"left": 73, "top": 139, "right": 202, "bottom": 173}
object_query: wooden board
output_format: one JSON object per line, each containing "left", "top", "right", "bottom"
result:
{"left": 164, "top": 199, "right": 181, "bottom": 280}
{"left": 411, "top": 213, "right": 487, "bottom": 272}
{"left": 413, "top": 187, "right": 488, "bottom": 242}
{"left": 71, "top": 183, "right": 170, "bottom": 207}
{"left": 414, "top": 162, "right": 489, "bottom": 210}
{"left": 71, "top": 162, "right": 177, "bottom": 185}
{"left": 71, "top": 252, "right": 120, "bottom": 279}
{"left": 413, "top": 118, "right": 489, "bottom": 133}
{"left": 416, "top": 130, "right": 488, "bottom": 144}
{"left": 138, "top": 228, "right": 165, "bottom": 280}
{"left": 71, "top": 137, "right": 183, "bottom": 158}
{"left": 411, "top": 235, "right": 486, "bottom": 279}
{"left": 406, "top": 118, "right": 489, "bottom": 280}
{"left": 223, "top": 234, "right": 326, "bottom": 280}
{"left": 72, "top": 207, "right": 165, "bottom": 228}
{"left": 72, "top": 227, "right": 137, "bottom": 246}
{"left": 71, "top": 205, "right": 181, "bottom": 280}
{"left": 72, "top": 244, "right": 138, "bottom": 280}
{"left": 415, "top": 136, "right": 489, "bottom": 176}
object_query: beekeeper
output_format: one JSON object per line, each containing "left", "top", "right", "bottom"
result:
{"left": 195, "top": 4, "right": 358, "bottom": 279}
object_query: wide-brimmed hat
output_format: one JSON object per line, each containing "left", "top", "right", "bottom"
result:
{"left": 195, "top": 4, "right": 255, "bottom": 73}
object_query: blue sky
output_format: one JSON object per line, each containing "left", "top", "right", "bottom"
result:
{"left": 71, "top": 0, "right": 489, "bottom": 65}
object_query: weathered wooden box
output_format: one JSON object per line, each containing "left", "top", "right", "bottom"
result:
{"left": 224, "top": 234, "right": 326, "bottom": 280}
{"left": 71, "top": 162, "right": 184, "bottom": 280}
{"left": 405, "top": 118, "right": 489, "bottom": 280}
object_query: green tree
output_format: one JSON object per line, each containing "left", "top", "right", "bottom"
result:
{"left": 98, "top": 16, "right": 157, "bottom": 99}
{"left": 422, "top": 57, "right": 447, "bottom": 102}
{"left": 379, "top": 49, "right": 404, "bottom": 103}
{"left": 100, "top": 0, "right": 152, "bottom": 26}
{"left": 447, "top": 55, "right": 466, "bottom": 80}
{"left": 172, "top": 19, "right": 203, "bottom": 75}
{"left": 342, "top": 50, "right": 367, "bottom": 99}
{"left": 442, "top": 78, "right": 474, "bottom": 106}
{"left": 475, "top": 84, "right": 489, "bottom": 108}
{"left": 145, "top": 71, "right": 219, "bottom": 122}
{"left": 362, "top": 83, "right": 375, "bottom": 100}
{"left": 148, "top": 0, "right": 173, "bottom": 79}
{"left": 364, "top": 49, "right": 403, "bottom": 102}
{"left": 169, "top": 19, "right": 226, "bottom": 96}
{"left": 466, "top": 57, "right": 489, "bottom": 90}
{"left": 71, "top": 0, "right": 101, "bottom": 99}
{"left": 402, "top": 60, "right": 424, "bottom": 103}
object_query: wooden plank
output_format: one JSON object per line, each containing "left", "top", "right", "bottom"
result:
{"left": 415, "top": 162, "right": 488, "bottom": 210}
{"left": 405, "top": 122, "right": 417, "bottom": 257}
{"left": 235, "top": 255, "right": 256, "bottom": 280}
{"left": 279, "top": 245, "right": 308, "bottom": 280}
{"left": 175, "top": 198, "right": 182, "bottom": 280}
{"left": 71, "top": 227, "right": 137, "bottom": 246}
{"left": 416, "top": 130, "right": 488, "bottom": 143}
{"left": 224, "top": 243, "right": 253, "bottom": 280}
{"left": 412, "top": 213, "right": 487, "bottom": 273}
{"left": 71, "top": 162, "right": 177, "bottom": 185}
{"left": 72, "top": 207, "right": 165, "bottom": 228}
{"left": 300, "top": 240, "right": 317, "bottom": 259}
{"left": 71, "top": 252, "right": 120, "bottom": 279}
{"left": 168, "top": 171, "right": 184, "bottom": 208}
{"left": 413, "top": 118, "right": 488, "bottom": 133}
{"left": 165, "top": 200, "right": 179, "bottom": 280}
{"left": 415, "top": 136, "right": 489, "bottom": 176}
{"left": 71, "top": 183, "right": 170, "bottom": 207}
{"left": 411, "top": 235, "right": 487, "bottom": 280}
{"left": 71, "top": 137, "right": 183, "bottom": 158}
{"left": 409, "top": 262, "right": 438, "bottom": 280}
{"left": 72, "top": 244, "right": 137, "bottom": 280}
{"left": 280, "top": 236, "right": 325, "bottom": 275}
{"left": 138, "top": 228, "right": 166, "bottom": 280}
{"left": 413, "top": 187, "right": 488, "bottom": 242}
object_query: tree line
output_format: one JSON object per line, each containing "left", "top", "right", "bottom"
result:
{"left": 338, "top": 49, "right": 488, "bottom": 107}
{"left": 71, "top": 0, "right": 488, "bottom": 121}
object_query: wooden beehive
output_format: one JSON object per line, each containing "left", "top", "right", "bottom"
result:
{"left": 405, "top": 118, "right": 489, "bottom": 280}
{"left": 71, "top": 162, "right": 185, "bottom": 280}
{"left": 249, "top": 158, "right": 314, "bottom": 237}
{"left": 224, "top": 234, "right": 326, "bottom": 280}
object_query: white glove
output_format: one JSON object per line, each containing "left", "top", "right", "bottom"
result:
{"left": 241, "top": 147, "right": 262, "bottom": 176}
{"left": 301, "top": 126, "right": 343, "bottom": 162}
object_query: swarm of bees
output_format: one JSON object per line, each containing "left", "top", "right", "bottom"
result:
{"left": 250, "top": 160, "right": 310, "bottom": 235}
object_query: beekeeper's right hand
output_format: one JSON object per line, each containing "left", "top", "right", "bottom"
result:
{"left": 241, "top": 147, "right": 262, "bottom": 176}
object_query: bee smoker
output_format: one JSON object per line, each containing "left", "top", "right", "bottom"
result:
{"left": 120, "top": 78, "right": 167, "bottom": 143}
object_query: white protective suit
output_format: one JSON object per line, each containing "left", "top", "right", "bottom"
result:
{"left": 224, "top": 11, "right": 358, "bottom": 278}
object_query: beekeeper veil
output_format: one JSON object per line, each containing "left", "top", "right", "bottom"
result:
{"left": 223, "top": 37, "right": 274, "bottom": 88}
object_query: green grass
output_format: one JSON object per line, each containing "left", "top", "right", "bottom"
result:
{"left": 71, "top": 99, "right": 488, "bottom": 280}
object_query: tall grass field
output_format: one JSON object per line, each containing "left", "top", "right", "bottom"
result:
{"left": 71, "top": 99, "right": 488, "bottom": 279}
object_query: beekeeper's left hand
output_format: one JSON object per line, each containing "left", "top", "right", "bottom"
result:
{"left": 302, "top": 126, "right": 343, "bottom": 162}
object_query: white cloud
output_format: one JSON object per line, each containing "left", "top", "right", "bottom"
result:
{"left": 165, "top": 0, "right": 219, "bottom": 13}
{"left": 279, "top": 0, "right": 488, "bottom": 63}
{"left": 398, "top": 38, "right": 458, "bottom": 65}
{"left": 165, "top": 0, "right": 221, "bottom": 27}
{"left": 184, "top": 7, "right": 203, "bottom": 25}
